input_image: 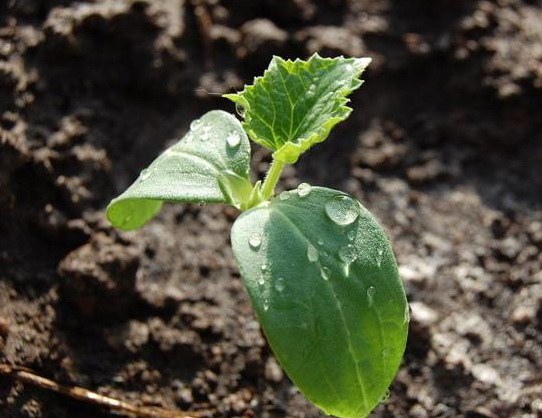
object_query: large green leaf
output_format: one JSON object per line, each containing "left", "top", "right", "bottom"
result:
{"left": 107, "top": 110, "right": 253, "bottom": 230}
{"left": 224, "top": 54, "right": 370, "bottom": 164}
{"left": 231, "top": 186, "right": 408, "bottom": 418}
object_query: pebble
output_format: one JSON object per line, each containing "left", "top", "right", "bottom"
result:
{"left": 510, "top": 306, "right": 536, "bottom": 324}
{"left": 264, "top": 357, "right": 283, "bottom": 382}
{"left": 410, "top": 302, "right": 439, "bottom": 328}
{"left": 471, "top": 363, "right": 500, "bottom": 385}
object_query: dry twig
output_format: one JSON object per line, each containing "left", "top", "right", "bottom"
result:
{"left": 0, "top": 364, "right": 198, "bottom": 418}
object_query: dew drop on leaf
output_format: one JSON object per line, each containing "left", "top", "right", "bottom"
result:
{"left": 338, "top": 244, "right": 357, "bottom": 264}
{"left": 379, "top": 390, "right": 390, "bottom": 403}
{"left": 279, "top": 191, "right": 291, "bottom": 200}
{"left": 261, "top": 263, "right": 268, "bottom": 272}
{"left": 258, "top": 277, "right": 265, "bottom": 286}
{"left": 376, "top": 247, "right": 384, "bottom": 268}
{"left": 190, "top": 119, "right": 201, "bottom": 131}
{"left": 307, "top": 244, "right": 319, "bottom": 262}
{"left": 297, "top": 182, "right": 312, "bottom": 197}
{"left": 200, "top": 126, "right": 212, "bottom": 141}
{"left": 139, "top": 168, "right": 151, "bottom": 182}
{"left": 320, "top": 267, "right": 331, "bottom": 281}
{"left": 317, "top": 239, "right": 323, "bottom": 246}
{"left": 404, "top": 303, "right": 411, "bottom": 324}
{"left": 275, "top": 277, "right": 285, "bottom": 292}
{"left": 263, "top": 298, "right": 269, "bottom": 311}
{"left": 367, "top": 286, "right": 376, "bottom": 306}
{"left": 226, "top": 132, "right": 241, "bottom": 148}
{"left": 248, "top": 233, "right": 262, "bottom": 250}
{"left": 307, "top": 84, "right": 316, "bottom": 98}
{"left": 325, "top": 195, "right": 360, "bottom": 226}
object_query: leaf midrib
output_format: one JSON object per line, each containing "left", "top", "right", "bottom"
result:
{"left": 271, "top": 206, "right": 370, "bottom": 413}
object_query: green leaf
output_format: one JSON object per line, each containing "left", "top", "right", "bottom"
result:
{"left": 224, "top": 54, "right": 370, "bottom": 164}
{"left": 107, "top": 110, "right": 253, "bottom": 230}
{"left": 231, "top": 186, "right": 408, "bottom": 418}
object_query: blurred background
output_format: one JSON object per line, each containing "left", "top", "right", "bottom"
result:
{"left": 0, "top": 0, "right": 541, "bottom": 417}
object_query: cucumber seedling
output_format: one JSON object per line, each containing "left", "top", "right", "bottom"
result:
{"left": 107, "top": 54, "right": 409, "bottom": 418}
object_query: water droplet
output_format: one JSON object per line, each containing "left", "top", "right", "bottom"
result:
{"left": 376, "top": 247, "right": 384, "bottom": 268}
{"left": 379, "top": 390, "right": 390, "bottom": 403}
{"left": 226, "top": 132, "right": 241, "bottom": 148}
{"left": 367, "top": 286, "right": 376, "bottom": 306}
{"left": 197, "top": 201, "right": 205, "bottom": 207}
{"left": 307, "top": 244, "right": 318, "bottom": 262}
{"left": 325, "top": 195, "right": 360, "bottom": 226}
{"left": 307, "top": 84, "right": 316, "bottom": 98}
{"left": 261, "top": 263, "right": 268, "bottom": 272}
{"left": 258, "top": 277, "right": 265, "bottom": 286}
{"left": 317, "top": 239, "right": 323, "bottom": 246}
{"left": 297, "top": 182, "right": 312, "bottom": 197}
{"left": 200, "top": 125, "right": 212, "bottom": 141}
{"left": 248, "top": 233, "right": 262, "bottom": 250}
{"left": 139, "top": 168, "right": 151, "bottom": 181}
{"left": 338, "top": 244, "right": 357, "bottom": 264}
{"left": 320, "top": 267, "right": 331, "bottom": 281}
{"left": 279, "top": 191, "right": 290, "bottom": 200}
{"left": 347, "top": 228, "right": 356, "bottom": 241}
{"left": 235, "top": 103, "right": 246, "bottom": 118}
{"left": 275, "top": 277, "right": 285, "bottom": 292}
{"left": 190, "top": 119, "right": 201, "bottom": 131}
{"left": 263, "top": 299, "right": 269, "bottom": 311}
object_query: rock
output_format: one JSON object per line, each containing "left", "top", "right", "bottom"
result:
{"left": 511, "top": 305, "right": 536, "bottom": 325}
{"left": 264, "top": 356, "right": 284, "bottom": 382}
{"left": 410, "top": 302, "right": 439, "bottom": 328}
{"left": 471, "top": 363, "right": 500, "bottom": 385}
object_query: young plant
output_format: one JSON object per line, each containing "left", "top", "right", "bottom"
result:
{"left": 107, "top": 55, "right": 408, "bottom": 418}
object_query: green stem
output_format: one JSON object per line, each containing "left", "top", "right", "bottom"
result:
{"left": 261, "top": 159, "right": 285, "bottom": 200}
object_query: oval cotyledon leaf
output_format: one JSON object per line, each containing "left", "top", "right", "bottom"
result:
{"left": 107, "top": 110, "right": 253, "bottom": 230}
{"left": 231, "top": 186, "right": 408, "bottom": 418}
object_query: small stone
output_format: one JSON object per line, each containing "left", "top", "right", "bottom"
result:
{"left": 531, "top": 399, "right": 542, "bottom": 413}
{"left": 410, "top": 302, "right": 439, "bottom": 328}
{"left": 496, "top": 236, "right": 521, "bottom": 260}
{"left": 409, "top": 405, "right": 429, "bottom": 418}
{"left": 264, "top": 357, "right": 283, "bottom": 382}
{"left": 471, "top": 363, "right": 500, "bottom": 385}
{"left": 511, "top": 306, "right": 535, "bottom": 324}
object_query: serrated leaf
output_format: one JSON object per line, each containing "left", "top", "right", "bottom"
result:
{"left": 224, "top": 54, "right": 370, "bottom": 164}
{"left": 231, "top": 187, "right": 408, "bottom": 418}
{"left": 107, "top": 110, "right": 253, "bottom": 230}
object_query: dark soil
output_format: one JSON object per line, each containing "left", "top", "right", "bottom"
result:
{"left": 1, "top": 0, "right": 541, "bottom": 417}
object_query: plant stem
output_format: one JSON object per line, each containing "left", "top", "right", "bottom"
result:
{"left": 261, "top": 159, "right": 285, "bottom": 199}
